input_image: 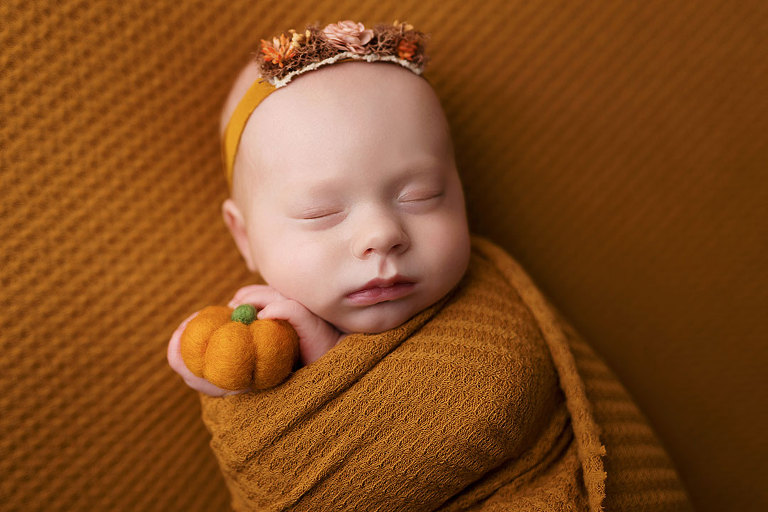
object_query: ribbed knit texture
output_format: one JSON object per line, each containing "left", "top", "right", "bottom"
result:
{"left": 3, "top": 1, "right": 766, "bottom": 511}
{"left": 475, "top": 237, "right": 693, "bottom": 511}
{"left": 200, "top": 235, "right": 690, "bottom": 511}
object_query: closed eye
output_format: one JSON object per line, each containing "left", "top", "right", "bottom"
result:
{"left": 400, "top": 192, "right": 444, "bottom": 202}
{"left": 301, "top": 211, "right": 342, "bottom": 220}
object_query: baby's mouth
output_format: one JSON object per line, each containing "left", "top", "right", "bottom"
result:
{"left": 346, "top": 276, "right": 416, "bottom": 305}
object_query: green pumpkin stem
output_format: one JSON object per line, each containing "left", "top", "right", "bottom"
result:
{"left": 231, "top": 304, "right": 258, "bottom": 325}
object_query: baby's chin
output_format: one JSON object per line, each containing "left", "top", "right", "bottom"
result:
{"left": 331, "top": 300, "right": 425, "bottom": 335}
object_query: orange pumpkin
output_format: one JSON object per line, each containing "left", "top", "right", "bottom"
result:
{"left": 179, "top": 304, "right": 299, "bottom": 390}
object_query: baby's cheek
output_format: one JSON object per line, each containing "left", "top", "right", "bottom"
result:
{"left": 422, "top": 214, "right": 469, "bottom": 263}
{"left": 266, "top": 243, "right": 337, "bottom": 305}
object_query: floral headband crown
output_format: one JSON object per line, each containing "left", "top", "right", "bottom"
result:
{"left": 222, "top": 20, "right": 431, "bottom": 189}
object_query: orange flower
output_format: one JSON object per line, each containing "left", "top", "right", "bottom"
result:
{"left": 261, "top": 33, "right": 297, "bottom": 68}
{"left": 397, "top": 39, "right": 418, "bottom": 61}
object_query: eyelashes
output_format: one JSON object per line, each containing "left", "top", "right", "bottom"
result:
{"left": 301, "top": 211, "right": 343, "bottom": 220}
{"left": 399, "top": 192, "right": 444, "bottom": 202}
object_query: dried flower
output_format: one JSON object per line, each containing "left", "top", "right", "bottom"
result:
{"left": 261, "top": 33, "right": 296, "bottom": 67}
{"left": 393, "top": 19, "right": 414, "bottom": 32}
{"left": 397, "top": 38, "right": 418, "bottom": 61}
{"left": 322, "top": 20, "right": 374, "bottom": 54}
{"left": 288, "top": 28, "right": 311, "bottom": 49}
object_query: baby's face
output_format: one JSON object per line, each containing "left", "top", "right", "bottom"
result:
{"left": 229, "top": 62, "right": 470, "bottom": 333}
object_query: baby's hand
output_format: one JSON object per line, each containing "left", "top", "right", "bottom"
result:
{"left": 228, "top": 285, "right": 345, "bottom": 366}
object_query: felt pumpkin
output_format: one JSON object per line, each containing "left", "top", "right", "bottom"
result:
{"left": 180, "top": 304, "right": 299, "bottom": 390}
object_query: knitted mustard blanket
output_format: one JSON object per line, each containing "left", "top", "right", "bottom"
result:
{"left": 200, "top": 235, "right": 683, "bottom": 511}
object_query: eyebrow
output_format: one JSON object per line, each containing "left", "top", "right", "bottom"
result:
{"left": 297, "top": 179, "right": 344, "bottom": 198}
{"left": 287, "top": 158, "right": 445, "bottom": 196}
{"left": 391, "top": 161, "right": 446, "bottom": 185}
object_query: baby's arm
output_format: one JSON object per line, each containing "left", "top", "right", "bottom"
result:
{"left": 167, "top": 285, "right": 345, "bottom": 396}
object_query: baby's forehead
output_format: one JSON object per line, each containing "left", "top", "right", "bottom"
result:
{"left": 229, "top": 62, "right": 452, "bottom": 200}
{"left": 224, "top": 60, "right": 437, "bottom": 133}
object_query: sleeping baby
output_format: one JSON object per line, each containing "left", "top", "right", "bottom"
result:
{"left": 167, "top": 20, "right": 602, "bottom": 511}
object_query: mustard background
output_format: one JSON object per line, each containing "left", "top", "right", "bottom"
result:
{"left": 1, "top": 1, "right": 766, "bottom": 510}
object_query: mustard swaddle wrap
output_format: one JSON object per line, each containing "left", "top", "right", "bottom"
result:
{"left": 200, "top": 234, "right": 689, "bottom": 511}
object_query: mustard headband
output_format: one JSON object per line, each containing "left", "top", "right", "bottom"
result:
{"left": 221, "top": 20, "right": 431, "bottom": 189}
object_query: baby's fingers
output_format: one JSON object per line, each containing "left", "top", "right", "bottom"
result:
{"left": 257, "top": 299, "right": 341, "bottom": 365}
{"left": 228, "top": 284, "right": 286, "bottom": 309}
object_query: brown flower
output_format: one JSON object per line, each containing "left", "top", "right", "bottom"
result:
{"left": 397, "top": 39, "right": 418, "bottom": 61}
{"left": 261, "top": 33, "right": 296, "bottom": 68}
{"left": 322, "top": 20, "right": 374, "bottom": 54}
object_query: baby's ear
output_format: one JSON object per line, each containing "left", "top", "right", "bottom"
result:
{"left": 221, "top": 198, "right": 258, "bottom": 273}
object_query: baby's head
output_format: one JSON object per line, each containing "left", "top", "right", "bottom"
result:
{"left": 220, "top": 23, "right": 470, "bottom": 334}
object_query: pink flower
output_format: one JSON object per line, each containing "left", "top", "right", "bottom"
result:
{"left": 322, "top": 20, "right": 374, "bottom": 54}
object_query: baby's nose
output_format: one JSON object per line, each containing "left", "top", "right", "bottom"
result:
{"left": 353, "top": 212, "right": 410, "bottom": 259}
